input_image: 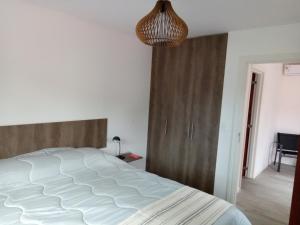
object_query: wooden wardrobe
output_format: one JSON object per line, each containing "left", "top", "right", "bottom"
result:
{"left": 146, "top": 34, "right": 228, "bottom": 194}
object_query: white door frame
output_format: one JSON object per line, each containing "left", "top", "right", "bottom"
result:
{"left": 225, "top": 53, "right": 300, "bottom": 203}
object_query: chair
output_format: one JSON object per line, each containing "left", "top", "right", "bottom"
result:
{"left": 274, "top": 133, "right": 299, "bottom": 172}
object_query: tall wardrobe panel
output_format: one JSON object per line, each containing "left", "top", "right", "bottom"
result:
{"left": 147, "top": 47, "right": 192, "bottom": 180}
{"left": 147, "top": 50, "right": 174, "bottom": 178}
{"left": 146, "top": 34, "right": 228, "bottom": 194}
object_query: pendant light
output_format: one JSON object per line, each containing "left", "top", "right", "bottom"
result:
{"left": 136, "top": 0, "right": 188, "bottom": 47}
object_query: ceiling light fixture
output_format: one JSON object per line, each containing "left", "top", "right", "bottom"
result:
{"left": 136, "top": 0, "right": 188, "bottom": 47}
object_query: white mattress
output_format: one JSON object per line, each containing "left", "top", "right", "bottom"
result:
{"left": 0, "top": 148, "right": 251, "bottom": 225}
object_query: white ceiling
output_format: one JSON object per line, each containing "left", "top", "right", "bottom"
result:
{"left": 26, "top": 0, "right": 300, "bottom": 37}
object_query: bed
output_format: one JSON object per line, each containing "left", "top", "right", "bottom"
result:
{"left": 0, "top": 120, "right": 251, "bottom": 225}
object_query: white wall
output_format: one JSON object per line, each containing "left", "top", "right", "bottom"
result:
{"left": 276, "top": 73, "right": 300, "bottom": 134}
{"left": 214, "top": 23, "right": 300, "bottom": 201}
{"left": 0, "top": 1, "right": 152, "bottom": 159}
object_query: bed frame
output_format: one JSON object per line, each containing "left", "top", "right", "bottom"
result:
{"left": 0, "top": 119, "right": 107, "bottom": 159}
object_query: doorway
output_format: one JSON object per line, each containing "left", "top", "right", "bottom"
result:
{"left": 236, "top": 63, "right": 298, "bottom": 225}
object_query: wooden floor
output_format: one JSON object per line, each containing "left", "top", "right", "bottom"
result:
{"left": 237, "top": 164, "right": 295, "bottom": 225}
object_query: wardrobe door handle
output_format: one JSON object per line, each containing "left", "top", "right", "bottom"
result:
{"left": 164, "top": 119, "right": 168, "bottom": 135}
{"left": 191, "top": 123, "right": 195, "bottom": 140}
{"left": 187, "top": 124, "right": 191, "bottom": 139}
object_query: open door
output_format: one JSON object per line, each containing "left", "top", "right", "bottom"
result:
{"left": 242, "top": 72, "right": 258, "bottom": 177}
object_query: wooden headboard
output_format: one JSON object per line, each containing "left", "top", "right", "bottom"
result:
{"left": 0, "top": 119, "right": 107, "bottom": 159}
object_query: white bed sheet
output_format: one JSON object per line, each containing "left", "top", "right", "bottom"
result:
{"left": 0, "top": 148, "right": 251, "bottom": 225}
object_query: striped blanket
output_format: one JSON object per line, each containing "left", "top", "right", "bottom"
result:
{"left": 119, "top": 186, "right": 232, "bottom": 225}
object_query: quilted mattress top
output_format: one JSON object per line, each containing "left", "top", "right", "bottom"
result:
{"left": 0, "top": 148, "right": 250, "bottom": 225}
{"left": 0, "top": 148, "right": 181, "bottom": 225}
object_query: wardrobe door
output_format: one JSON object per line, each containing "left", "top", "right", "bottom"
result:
{"left": 146, "top": 46, "right": 193, "bottom": 181}
{"left": 187, "top": 34, "right": 228, "bottom": 194}
{"left": 146, "top": 49, "right": 177, "bottom": 178}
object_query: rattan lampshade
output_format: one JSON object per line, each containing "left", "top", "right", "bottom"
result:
{"left": 136, "top": 0, "right": 188, "bottom": 47}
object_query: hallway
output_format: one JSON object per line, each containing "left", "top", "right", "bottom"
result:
{"left": 237, "top": 164, "right": 295, "bottom": 225}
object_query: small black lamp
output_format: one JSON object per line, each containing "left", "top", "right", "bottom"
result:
{"left": 112, "top": 136, "right": 125, "bottom": 160}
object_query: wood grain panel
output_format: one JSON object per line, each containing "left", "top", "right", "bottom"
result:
{"left": 187, "top": 34, "right": 228, "bottom": 193}
{"left": 146, "top": 48, "right": 176, "bottom": 178}
{"left": 0, "top": 119, "right": 107, "bottom": 159}
{"left": 289, "top": 140, "right": 300, "bottom": 225}
{"left": 147, "top": 34, "right": 228, "bottom": 194}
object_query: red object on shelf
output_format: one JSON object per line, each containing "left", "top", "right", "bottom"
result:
{"left": 128, "top": 153, "right": 142, "bottom": 160}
